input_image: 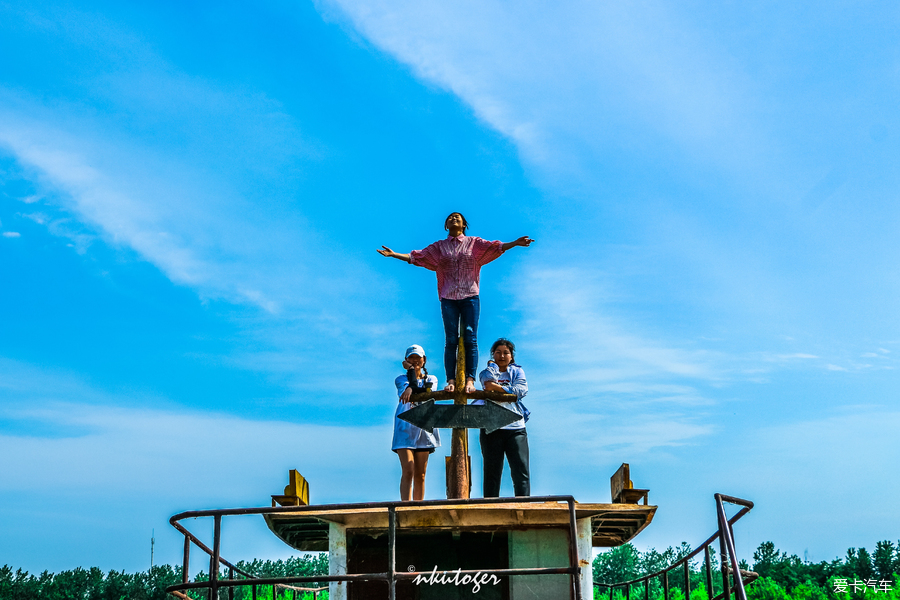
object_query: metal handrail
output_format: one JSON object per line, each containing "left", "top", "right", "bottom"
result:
{"left": 594, "top": 494, "right": 755, "bottom": 600}
{"left": 166, "top": 494, "right": 586, "bottom": 600}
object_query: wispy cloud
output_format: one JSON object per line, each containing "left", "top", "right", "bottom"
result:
{"left": 0, "top": 355, "right": 402, "bottom": 506}
{"left": 318, "top": 0, "right": 770, "bottom": 185}
{"left": 707, "top": 408, "right": 900, "bottom": 551}
{"left": 0, "top": 101, "right": 297, "bottom": 311}
{"left": 634, "top": 405, "right": 900, "bottom": 558}
{"left": 511, "top": 266, "right": 722, "bottom": 386}
{"left": 0, "top": 4, "right": 410, "bottom": 379}
{"left": 0, "top": 399, "right": 390, "bottom": 498}
{"left": 0, "top": 356, "right": 403, "bottom": 571}
{"left": 0, "top": 4, "right": 330, "bottom": 313}
{"left": 495, "top": 266, "right": 725, "bottom": 462}
{"left": 317, "top": 0, "right": 900, "bottom": 362}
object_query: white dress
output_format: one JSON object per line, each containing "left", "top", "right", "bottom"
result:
{"left": 392, "top": 374, "right": 442, "bottom": 452}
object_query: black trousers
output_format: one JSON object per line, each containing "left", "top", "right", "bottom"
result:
{"left": 480, "top": 428, "right": 530, "bottom": 497}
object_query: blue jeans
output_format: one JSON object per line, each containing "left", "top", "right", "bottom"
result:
{"left": 440, "top": 295, "right": 480, "bottom": 382}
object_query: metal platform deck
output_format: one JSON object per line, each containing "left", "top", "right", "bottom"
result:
{"left": 264, "top": 499, "right": 656, "bottom": 551}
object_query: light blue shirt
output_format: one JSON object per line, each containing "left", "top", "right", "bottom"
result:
{"left": 392, "top": 374, "right": 442, "bottom": 451}
{"left": 474, "top": 363, "right": 529, "bottom": 430}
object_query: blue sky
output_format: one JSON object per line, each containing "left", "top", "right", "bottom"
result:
{"left": 2, "top": 0, "right": 899, "bottom": 575}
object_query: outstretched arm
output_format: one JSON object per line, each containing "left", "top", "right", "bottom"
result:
{"left": 377, "top": 246, "right": 411, "bottom": 263}
{"left": 501, "top": 236, "right": 534, "bottom": 252}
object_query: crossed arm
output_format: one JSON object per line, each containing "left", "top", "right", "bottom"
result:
{"left": 480, "top": 366, "right": 527, "bottom": 398}
{"left": 377, "top": 236, "right": 534, "bottom": 262}
{"left": 483, "top": 381, "right": 506, "bottom": 393}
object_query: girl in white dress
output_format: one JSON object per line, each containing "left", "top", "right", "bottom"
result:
{"left": 392, "top": 344, "right": 441, "bottom": 501}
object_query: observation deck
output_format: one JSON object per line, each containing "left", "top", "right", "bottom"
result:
{"left": 264, "top": 497, "right": 656, "bottom": 552}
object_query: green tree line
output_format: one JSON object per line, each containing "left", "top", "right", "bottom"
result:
{"left": 3, "top": 540, "right": 898, "bottom": 599}
{"left": 594, "top": 540, "right": 900, "bottom": 600}
{"left": 0, "top": 554, "right": 328, "bottom": 600}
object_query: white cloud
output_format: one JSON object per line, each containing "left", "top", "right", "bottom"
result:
{"left": 511, "top": 266, "right": 722, "bottom": 386}
{"left": 714, "top": 408, "right": 900, "bottom": 551}
{"left": 0, "top": 79, "right": 417, "bottom": 395}
{"left": 0, "top": 109, "right": 279, "bottom": 309}
{"left": 318, "top": 0, "right": 769, "bottom": 185}
{"left": 0, "top": 356, "right": 398, "bottom": 499}
{"left": 2, "top": 231, "right": 20, "bottom": 237}
{"left": 315, "top": 0, "right": 900, "bottom": 358}
{"left": 0, "top": 356, "right": 406, "bottom": 571}
{"left": 488, "top": 266, "right": 726, "bottom": 460}
{"left": 633, "top": 406, "right": 900, "bottom": 561}
{"left": 0, "top": 4, "right": 331, "bottom": 313}
{"left": 531, "top": 397, "right": 713, "bottom": 459}
{"left": 0, "top": 400, "right": 389, "bottom": 497}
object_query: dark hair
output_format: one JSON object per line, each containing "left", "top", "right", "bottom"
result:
{"left": 444, "top": 212, "right": 469, "bottom": 233}
{"left": 491, "top": 338, "right": 515, "bottom": 360}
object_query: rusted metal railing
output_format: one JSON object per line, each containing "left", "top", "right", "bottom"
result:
{"left": 166, "top": 494, "right": 585, "bottom": 600}
{"left": 594, "top": 494, "right": 757, "bottom": 600}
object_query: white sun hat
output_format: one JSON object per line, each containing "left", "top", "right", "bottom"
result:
{"left": 405, "top": 344, "right": 425, "bottom": 358}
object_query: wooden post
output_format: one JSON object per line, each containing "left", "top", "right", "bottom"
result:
{"left": 446, "top": 318, "right": 471, "bottom": 499}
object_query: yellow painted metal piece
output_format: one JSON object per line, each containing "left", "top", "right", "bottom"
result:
{"left": 271, "top": 469, "right": 309, "bottom": 507}
{"left": 447, "top": 324, "right": 471, "bottom": 499}
{"left": 456, "top": 330, "right": 466, "bottom": 388}
{"left": 610, "top": 463, "right": 650, "bottom": 505}
{"left": 285, "top": 469, "right": 309, "bottom": 503}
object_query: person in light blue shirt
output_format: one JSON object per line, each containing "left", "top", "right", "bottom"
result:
{"left": 392, "top": 344, "right": 441, "bottom": 501}
{"left": 475, "top": 338, "right": 530, "bottom": 497}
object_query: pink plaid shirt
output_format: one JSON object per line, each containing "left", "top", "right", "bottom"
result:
{"left": 410, "top": 235, "right": 504, "bottom": 300}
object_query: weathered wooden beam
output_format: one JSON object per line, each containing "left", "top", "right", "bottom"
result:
{"left": 409, "top": 389, "right": 518, "bottom": 402}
